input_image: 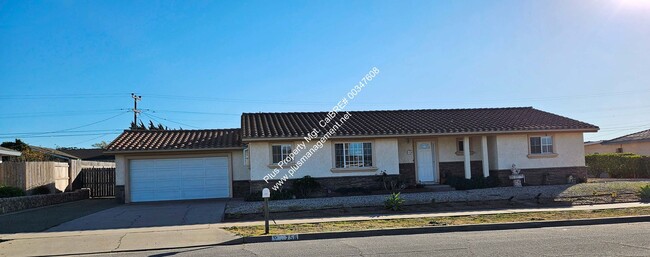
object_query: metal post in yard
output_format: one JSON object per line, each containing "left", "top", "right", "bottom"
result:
{"left": 262, "top": 188, "right": 271, "bottom": 234}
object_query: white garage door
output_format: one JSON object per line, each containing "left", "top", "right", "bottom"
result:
{"left": 130, "top": 157, "right": 230, "bottom": 202}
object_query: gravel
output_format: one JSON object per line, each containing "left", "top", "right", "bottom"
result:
{"left": 226, "top": 185, "right": 578, "bottom": 214}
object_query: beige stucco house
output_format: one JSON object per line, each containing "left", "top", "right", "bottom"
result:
{"left": 107, "top": 107, "right": 598, "bottom": 203}
{"left": 585, "top": 129, "right": 650, "bottom": 156}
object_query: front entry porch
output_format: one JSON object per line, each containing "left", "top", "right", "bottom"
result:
{"left": 414, "top": 136, "right": 492, "bottom": 185}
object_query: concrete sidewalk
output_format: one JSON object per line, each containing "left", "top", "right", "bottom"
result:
{"left": 0, "top": 199, "right": 119, "bottom": 234}
{"left": 1, "top": 202, "right": 647, "bottom": 257}
{"left": 0, "top": 224, "right": 239, "bottom": 257}
{"left": 217, "top": 202, "right": 650, "bottom": 227}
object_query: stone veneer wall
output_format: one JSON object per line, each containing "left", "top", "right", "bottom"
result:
{"left": 399, "top": 163, "right": 416, "bottom": 187}
{"left": 232, "top": 181, "right": 251, "bottom": 198}
{"left": 439, "top": 161, "right": 484, "bottom": 183}
{"left": 0, "top": 189, "right": 90, "bottom": 215}
{"left": 491, "top": 166, "right": 588, "bottom": 186}
{"left": 247, "top": 175, "right": 393, "bottom": 196}
{"left": 115, "top": 185, "right": 125, "bottom": 203}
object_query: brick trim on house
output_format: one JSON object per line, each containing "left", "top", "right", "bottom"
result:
{"left": 439, "top": 161, "right": 484, "bottom": 183}
{"left": 490, "top": 166, "right": 587, "bottom": 186}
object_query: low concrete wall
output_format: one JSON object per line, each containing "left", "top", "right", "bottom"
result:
{"left": 0, "top": 188, "right": 90, "bottom": 215}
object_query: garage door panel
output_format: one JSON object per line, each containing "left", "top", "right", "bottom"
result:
{"left": 130, "top": 157, "right": 230, "bottom": 202}
{"left": 181, "top": 169, "right": 206, "bottom": 178}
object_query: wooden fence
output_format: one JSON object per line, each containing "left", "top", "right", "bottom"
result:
{"left": 0, "top": 162, "right": 59, "bottom": 192}
{"left": 80, "top": 168, "right": 115, "bottom": 197}
{"left": 0, "top": 160, "right": 115, "bottom": 195}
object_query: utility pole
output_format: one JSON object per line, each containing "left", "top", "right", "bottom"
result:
{"left": 131, "top": 93, "right": 142, "bottom": 128}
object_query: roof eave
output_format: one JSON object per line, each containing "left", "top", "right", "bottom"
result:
{"left": 0, "top": 149, "right": 21, "bottom": 156}
{"left": 602, "top": 138, "right": 650, "bottom": 145}
{"left": 241, "top": 128, "right": 599, "bottom": 142}
{"left": 104, "top": 147, "right": 245, "bottom": 154}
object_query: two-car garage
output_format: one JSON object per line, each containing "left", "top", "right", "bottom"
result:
{"left": 129, "top": 157, "right": 231, "bottom": 202}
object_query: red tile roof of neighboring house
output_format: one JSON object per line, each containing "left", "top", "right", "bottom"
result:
{"left": 602, "top": 128, "right": 650, "bottom": 144}
{"left": 241, "top": 107, "right": 598, "bottom": 139}
{"left": 106, "top": 129, "right": 242, "bottom": 152}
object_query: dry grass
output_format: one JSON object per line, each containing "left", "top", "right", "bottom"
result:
{"left": 561, "top": 181, "right": 650, "bottom": 197}
{"left": 224, "top": 207, "right": 650, "bottom": 237}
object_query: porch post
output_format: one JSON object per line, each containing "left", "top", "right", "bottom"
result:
{"left": 481, "top": 136, "right": 489, "bottom": 177}
{"left": 463, "top": 136, "right": 471, "bottom": 179}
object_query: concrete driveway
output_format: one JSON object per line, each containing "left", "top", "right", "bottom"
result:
{"left": 47, "top": 199, "right": 228, "bottom": 232}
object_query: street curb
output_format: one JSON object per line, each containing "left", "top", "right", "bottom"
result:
{"left": 237, "top": 215, "right": 650, "bottom": 244}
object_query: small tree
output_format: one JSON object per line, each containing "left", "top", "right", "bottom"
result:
{"left": 91, "top": 141, "right": 109, "bottom": 149}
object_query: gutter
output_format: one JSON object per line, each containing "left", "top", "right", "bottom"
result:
{"left": 241, "top": 128, "right": 600, "bottom": 142}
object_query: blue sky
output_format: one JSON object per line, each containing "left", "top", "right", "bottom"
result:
{"left": 1, "top": 0, "right": 649, "bottom": 148}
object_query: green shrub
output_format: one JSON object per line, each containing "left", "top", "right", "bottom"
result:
{"left": 586, "top": 153, "right": 650, "bottom": 178}
{"left": 445, "top": 175, "right": 500, "bottom": 190}
{"left": 640, "top": 185, "right": 650, "bottom": 202}
{"left": 0, "top": 186, "right": 25, "bottom": 198}
{"left": 377, "top": 171, "right": 406, "bottom": 192}
{"left": 32, "top": 185, "right": 51, "bottom": 195}
{"left": 384, "top": 192, "right": 405, "bottom": 211}
{"left": 292, "top": 176, "right": 321, "bottom": 198}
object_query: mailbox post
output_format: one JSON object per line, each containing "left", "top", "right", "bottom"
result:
{"left": 262, "top": 188, "right": 270, "bottom": 234}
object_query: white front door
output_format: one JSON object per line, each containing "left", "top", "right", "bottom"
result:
{"left": 130, "top": 157, "right": 230, "bottom": 202}
{"left": 416, "top": 141, "right": 438, "bottom": 184}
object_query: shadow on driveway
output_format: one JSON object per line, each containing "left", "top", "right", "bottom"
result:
{"left": 46, "top": 199, "right": 227, "bottom": 232}
{"left": 0, "top": 199, "right": 119, "bottom": 234}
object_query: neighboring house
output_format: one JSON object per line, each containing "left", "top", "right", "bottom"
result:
{"left": 107, "top": 107, "right": 599, "bottom": 203}
{"left": 29, "top": 145, "right": 80, "bottom": 161}
{"left": 0, "top": 146, "right": 21, "bottom": 163}
{"left": 585, "top": 129, "right": 650, "bottom": 156}
{"left": 59, "top": 149, "right": 115, "bottom": 162}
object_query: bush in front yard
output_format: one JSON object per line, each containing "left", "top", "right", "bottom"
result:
{"left": 640, "top": 185, "right": 650, "bottom": 202}
{"left": 586, "top": 153, "right": 650, "bottom": 178}
{"left": 384, "top": 192, "right": 405, "bottom": 211}
{"left": 0, "top": 186, "right": 25, "bottom": 198}
{"left": 292, "top": 176, "right": 321, "bottom": 198}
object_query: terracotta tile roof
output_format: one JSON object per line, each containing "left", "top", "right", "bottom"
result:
{"left": 603, "top": 128, "right": 650, "bottom": 144}
{"left": 241, "top": 107, "right": 598, "bottom": 139}
{"left": 106, "top": 129, "right": 242, "bottom": 152}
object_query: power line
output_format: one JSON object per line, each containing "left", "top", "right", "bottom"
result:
{"left": 0, "top": 132, "right": 122, "bottom": 139}
{"left": 0, "top": 129, "right": 123, "bottom": 136}
{"left": 69, "top": 133, "right": 113, "bottom": 147}
{"left": 0, "top": 93, "right": 128, "bottom": 99}
{"left": 142, "top": 112, "right": 200, "bottom": 129}
{"left": 2, "top": 112, "right": 129, "bottom": 137}
{"left": 0, "top": 109, "right": 126, "bottom": 119}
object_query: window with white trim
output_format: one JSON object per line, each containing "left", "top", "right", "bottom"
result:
{"left": 530, "top": 136, "right": 553, "bottom": 154}
{"left": 334, "top": 142, "right": 373, "bottom": 168}
{"left": 271, "top": 144, "right": 292, "bottom": 164}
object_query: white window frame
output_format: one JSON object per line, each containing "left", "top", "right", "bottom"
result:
{"left": 529, "top": 135, "right": 554, "bottom": 155}
{"left": 270, "top": 143, "right": 293, "bottom": 164}
{"left": 333, "top": 142, "right": 374, "bottom": 169}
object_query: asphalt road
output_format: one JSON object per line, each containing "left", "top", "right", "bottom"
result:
{"left": 102, "top": 222, "right": 650, "bottom": 257}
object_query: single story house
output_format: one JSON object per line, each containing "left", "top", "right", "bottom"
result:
{"left": 585, "top": 128, "right": 650, "bottom": 155}
{"left": 107, "top": 107, "right": 598, "bottom": 203}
